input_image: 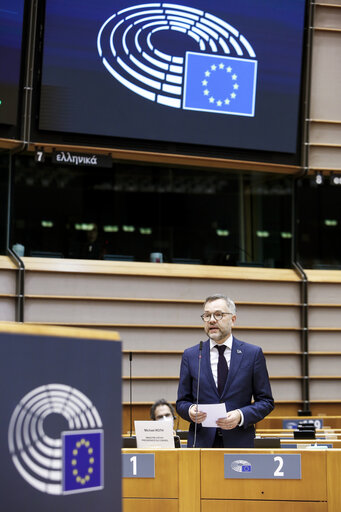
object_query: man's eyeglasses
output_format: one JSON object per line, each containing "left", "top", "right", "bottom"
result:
{"left": 201, "top": 311, "right": 233, "bottom": 322}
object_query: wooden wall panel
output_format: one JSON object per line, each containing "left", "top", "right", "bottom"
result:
{"left": 309, "top": 146, "right": 341, "bottom": 170}
{"left": 310, "top": 121, "right": 341, "bottom": 145}
{"left": 310, "top": 31, "right": 341, "bottom": 121}
{"left": 309, "top": 331, "right": 341, "bottom": 351}
{"left": 1, "top": 257, "right": 340, "bottom": 415}
{"left": 118, "top": 326, "right": 302, "bottom": 353}
{"left": 309, "top": 355, "right": 341, "bottom": 376}
{"left": 310, "top": 380, "right": 341, "bottom": 400}
{"left": 0, "top": 298, "right": 16, "bottom": 321}
{"left": 315, "top": 4, "right": 341, "bottom": 29}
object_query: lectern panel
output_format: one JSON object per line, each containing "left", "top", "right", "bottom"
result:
{"left": 123, "top": 498, "right": 178, "bottom": 512}
{"left": 122, "top": 449, "right": 200, "bottom": 512}
{"left": 202, "top": 500, "right": 327, "bottom": 512}
{"left": 201, "top": 449, "right": 327, "bottom": 501}
{"left": 327, "top": 450, "right": 341, "bottom": 512}
{"left": 122, "top": 450, "right": 178, "bottom": 498}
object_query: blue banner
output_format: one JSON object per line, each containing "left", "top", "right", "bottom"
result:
{"left": 184, "top": 52, "right": 257, "bottom": 116}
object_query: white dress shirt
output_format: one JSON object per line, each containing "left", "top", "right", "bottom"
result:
{"left": 209, "top": 335, "right": 244, "bottom": 426}
{"left": 189, "top": 336, "right": 244, "bottom": 426}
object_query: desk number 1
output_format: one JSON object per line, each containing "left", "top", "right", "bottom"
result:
{"left": 130, "top": 455, "right": 137, "bottom": 475}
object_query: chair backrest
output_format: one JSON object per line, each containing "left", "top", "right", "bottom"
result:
{"left": 176, "top": 430, "right": 189, "bottom": 440}
{"left": 30, "top": 250, "right": 64, "bottom": 258}
{"left": 254, "top": 437, "right": 281, "bottom": 448}
{"left": 104, "top": 254, "right": 134, "bottom": 261}
{"left": 293, "top": 430, "right": 316, "bottom": 439}
{"left": 122, "top": 436, "right": 136, "bottom": 448}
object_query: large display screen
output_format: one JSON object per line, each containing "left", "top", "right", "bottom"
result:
{"left": 39, "top": 0, "right": 306, "bottom": 155}
{"left": 0, "top": 0, "right": 25, "bottom": 126}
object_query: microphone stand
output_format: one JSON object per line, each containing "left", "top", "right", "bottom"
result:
{"left": 129, "top": 351, "right": 133, "bottom": 437}
{"left": 193, "top": 341, "right": 203, "bottom": 448}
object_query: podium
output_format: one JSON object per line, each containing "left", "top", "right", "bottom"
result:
{"left": 0, "top": 322, "right": 122, "bottom": 512}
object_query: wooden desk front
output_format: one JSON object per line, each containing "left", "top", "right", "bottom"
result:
{"left": 122, "top": 448, "right": 341, "bottom": 512}
{"left": 201, "top": 449, "right": 326, "bottom": 512}
{"left": 122, "top": 449, "right": 200, "bottom": 512}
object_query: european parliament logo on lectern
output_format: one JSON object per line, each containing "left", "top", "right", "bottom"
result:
{"left": 8, "top": 383, "right": 104, "bottom": 495}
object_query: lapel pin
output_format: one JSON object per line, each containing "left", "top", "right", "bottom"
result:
{"left": 237, "top": 349, "right": 242, "bottom": 354}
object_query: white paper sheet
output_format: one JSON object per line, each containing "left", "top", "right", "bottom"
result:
{"left": 196, "top": 403, "right": 227, "bottom": 428}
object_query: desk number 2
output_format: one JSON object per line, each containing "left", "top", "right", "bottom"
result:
{"left": 130, "top": 455, "right": 137, "bottom": 475}
{"left": 274, "top": 456, "right": 284, "bottom": 477}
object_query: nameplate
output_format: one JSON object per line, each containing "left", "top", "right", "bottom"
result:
{"left": 283, "top": 418, "right": 323, "bottom": 429}
{"left": 122, "top": 453, "right": 155, "bottom": 478}
{"left": 134, "top": 420, "right": 175, "bottom": 449}
{"left": 281, "top": 443, "right": 333, "bottom": 449}
{"left": 224, "top": 453, "right": 301, "bottom": 479}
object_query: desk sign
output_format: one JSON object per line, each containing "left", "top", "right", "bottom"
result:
{"left": 283, "top": 418, "right": 323, "bottom": 429}
{"left": 122, "top": 454, "right": 155, "bottom": 478}
{"left": 134, "top": 420, "right": 175, "bottom": 449}
{"left": 224, "top": 454, "right": 301, "bottom": 479}
{"left": 281, "top": 443, "right": 333, "bottom": 449}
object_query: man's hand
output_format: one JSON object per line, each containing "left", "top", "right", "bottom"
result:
{"left": 216, "top": 409, "right": 241, "bottom": 430}
{"left": 189, "top": 405, "right": 207, "bottom": 423}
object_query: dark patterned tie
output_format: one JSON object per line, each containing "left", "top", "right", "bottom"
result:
{"left": 216, "top": 344, "right": 228, "bottom": 395}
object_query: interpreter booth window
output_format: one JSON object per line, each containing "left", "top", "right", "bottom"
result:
{"left": 296, "top": 175, "right": 341, "bottom": 269}
{"left": 10, "top": 155, "right": 292, "bottom": 268}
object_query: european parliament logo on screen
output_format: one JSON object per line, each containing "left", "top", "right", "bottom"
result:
{"left": 183, "top": 53, "right": 256, "bottom": 116}
{"left": 8, "top": 384, "right": 104, "bottom": 495}
{"left": 97, "top": 2, "right": 258, "bottom": 117}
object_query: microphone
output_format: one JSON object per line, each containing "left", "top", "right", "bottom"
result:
{"left": 129, "top": 351, "right": 133, "bottom": 437}
{"left": 193, "top": 341, "right": 203, "bottom": 448}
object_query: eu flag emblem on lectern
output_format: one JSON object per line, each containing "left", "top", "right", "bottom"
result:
{"left": 183, "top": 52, "right": 257, "bottom": 117}
{"left": 62, "top": 430, "right": 103, "bottom": 494}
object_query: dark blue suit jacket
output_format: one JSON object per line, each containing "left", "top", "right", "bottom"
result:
{"left": 176, "top": 337, "right": 274, "bottom": 448}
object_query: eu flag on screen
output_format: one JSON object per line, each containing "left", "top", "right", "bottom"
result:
{"left": 62, "top": 430, "right": 103, "bottom": 494}
{"left": 183, "top": 52, "right": 257, "bottom": 117}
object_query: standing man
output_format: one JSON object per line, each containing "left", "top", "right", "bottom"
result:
{"left": 176, "top": 294, "right": 274, "bottom": 448}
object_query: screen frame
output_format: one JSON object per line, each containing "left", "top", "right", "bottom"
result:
{"left": 0, "top": 0, "right": 29, "bottom": 140}
{"left": 28, "top": 0, "right": 309, "bottom": 167}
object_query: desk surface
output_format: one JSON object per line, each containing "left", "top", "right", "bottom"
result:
{"left": 0, "top": 320, "right": 121, "bottom": 341}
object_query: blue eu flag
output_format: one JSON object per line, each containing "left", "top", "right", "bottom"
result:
{"left": 183, "top": 52, "right": 257, "bottom": 117}
{"left": 62, "top": 430, "right": 103, "bottom": 494}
